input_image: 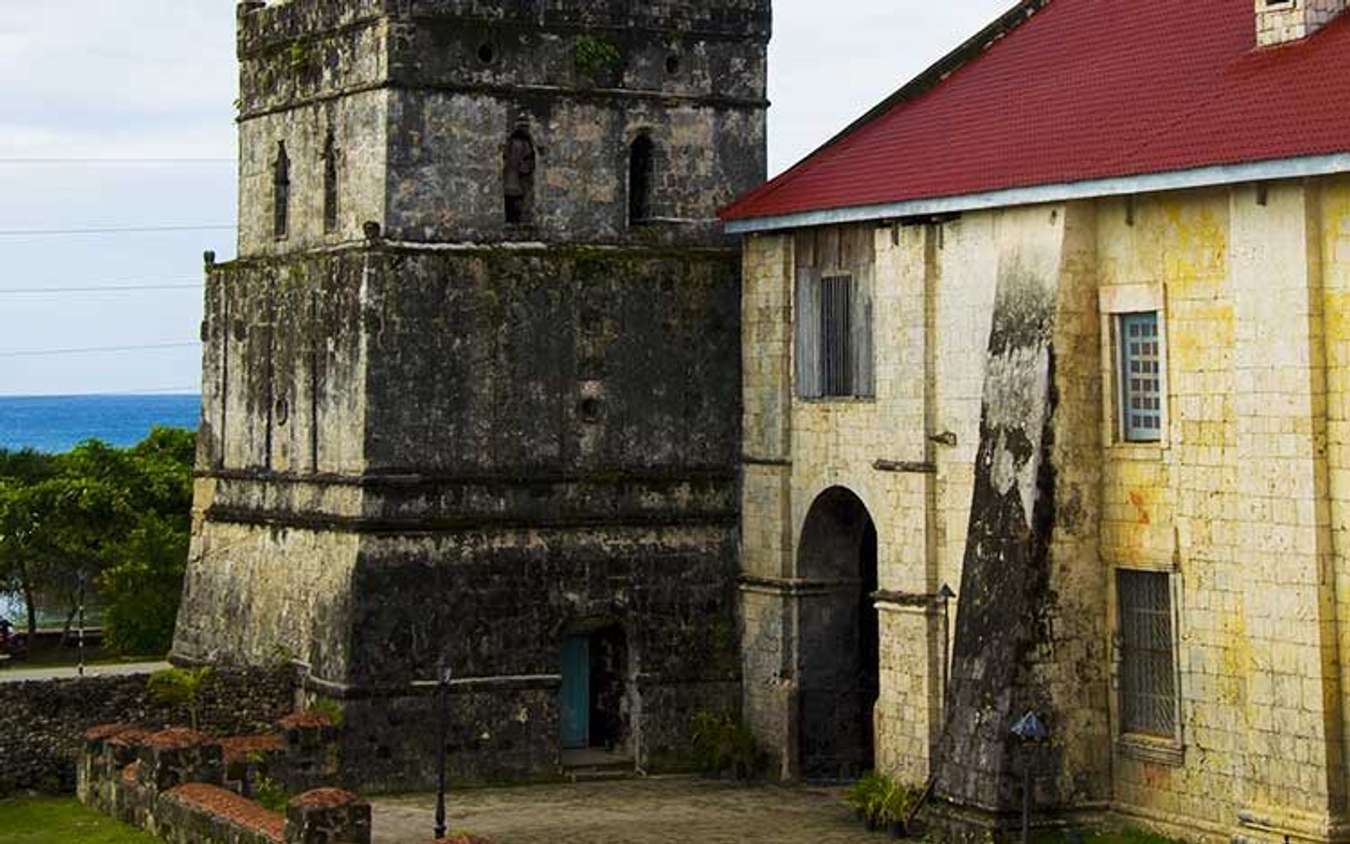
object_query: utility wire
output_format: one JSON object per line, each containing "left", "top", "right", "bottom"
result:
{"left": 0, "top": 342, "right": 199, "bottom": 359}
{"left": 0, "top": 158, "right": 235, "bottom": 164}
{"left": 0, "top": 225, "right": 236, "bottom": 237}
{"left": 0, "top": 283, "right": 203, "bottom": 295}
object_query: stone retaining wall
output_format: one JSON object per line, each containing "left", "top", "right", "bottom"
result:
{"left": 0, "top": 665, "right": 298, "bottom": 794}
{"left": 81, "top": 721, "right": 368, "bottom": 844}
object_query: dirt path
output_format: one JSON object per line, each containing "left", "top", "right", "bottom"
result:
{"left": 372, "top": 777, "right": 881, "bottom": 843}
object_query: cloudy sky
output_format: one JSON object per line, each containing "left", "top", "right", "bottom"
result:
{"left": 0, "top": 0, "right": 1010, "bottom": 396}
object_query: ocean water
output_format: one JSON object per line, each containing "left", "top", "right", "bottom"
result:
{"left": 0, "top": 394, "right": 200, "bottom": 453}
{"left": 0, "top": 394, "right": 199, "bottom": 622}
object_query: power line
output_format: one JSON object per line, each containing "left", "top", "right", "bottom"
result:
{"left": 0, "top": 342, "right": 199, "bottom": 359}
{"left": 0, "top": 225, "right": 236, "bottom": 237}
{"left": 0, "top": 158, "right": 236, "bottom": 164}
{"left": 0, "top": 282, "right": 203, "bottom": 295}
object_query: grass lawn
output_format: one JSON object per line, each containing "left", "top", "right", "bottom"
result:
{"left": 0, "top": 797, "right": 160, "bottom": 843}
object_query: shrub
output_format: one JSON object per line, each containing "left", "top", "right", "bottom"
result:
{"left": 690, "top": 710, "right": 764, "bottom": 780}
{"left": 254, "top": 775, "right": 289, "bottom": 812}
{"left": 844, "top": 772, "right": 921, "bottom": 830}
{"left": 574, "top": 35, "right": 621, "bottom": 77}
{"left": 308, "top": 698, "right": 345, "bottom": 728}
{"left": 147, "top": 666, "right": 212, "bottom": 730}
{"left": 844, "top": 771, "right": 887, "bottom": 826}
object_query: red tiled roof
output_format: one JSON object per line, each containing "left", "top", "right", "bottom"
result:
{"left": 721, "top": 0, "right": 1350, "bottom": 222}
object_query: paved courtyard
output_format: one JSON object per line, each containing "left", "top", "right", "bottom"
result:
{"left": 372, "top": 777, "right": 882, "bottom": 843}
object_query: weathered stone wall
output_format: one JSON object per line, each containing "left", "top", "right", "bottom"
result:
{"left": 737, "top": 173, "right": 1350, "bottom": 840}
{"left": 183, "top": 0, "right": 765, "bottom": 792}
{"left": 234, "top": 0, "right": 770, "bottom": 255}
{"left": 0, "top": 666, "right": 296, "bottom": 795}
{"left": 179, "top": 241, "right": 745, "bottom": 789}
{"left": 1096, "top": 178, "right": 1350, "bottom": 840}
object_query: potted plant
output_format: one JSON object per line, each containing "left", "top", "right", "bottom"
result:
{"left": 878, "top": 779, "right": 917, "bottom": 838}
{"left": 844, "top": 772, "right": 887, "bottom": 830}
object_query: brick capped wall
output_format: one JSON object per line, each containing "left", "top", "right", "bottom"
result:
{"left": 0, "top": 665, "right": 298, "bottom": 794}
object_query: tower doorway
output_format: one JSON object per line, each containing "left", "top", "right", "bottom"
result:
{"left": 559, "top": 625, "right": 629, "bottom": 757}
{"left": 796, "top": 487, "right": 879, "bottom": 780}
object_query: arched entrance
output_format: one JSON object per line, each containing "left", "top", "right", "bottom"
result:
{"left": 796, "top": 486, "right": 879, "bottom": 780}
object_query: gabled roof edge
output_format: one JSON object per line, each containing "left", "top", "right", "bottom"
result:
{"left": 724, "top": 152, "right": 1350, "bottom": 234}
{"left": 719, "top": 0, "right": 1049, "bottom": 221}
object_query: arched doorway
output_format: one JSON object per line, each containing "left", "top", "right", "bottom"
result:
{"left": 796, "top": 486, "right": 879, "bottom": 780}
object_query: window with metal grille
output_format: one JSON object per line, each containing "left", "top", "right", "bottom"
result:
{"left": 1120, "top": 312, "right": 1162, "bottom": 442}
{"left": 273, "top": 141, "right": 290, "bottom": 239}
{"left": 1118, "top": 569, "right": 1177, "bottom": 738}
{"left": 820, "top": 275, "right": 853, "bottom": 397}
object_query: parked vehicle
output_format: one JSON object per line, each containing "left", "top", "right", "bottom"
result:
{"left": 0, "top": 618, "right": 27, "bottom": 662}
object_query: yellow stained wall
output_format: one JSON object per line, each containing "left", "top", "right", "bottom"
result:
{"left": 739, "top": 173, "right": 1350, "bottom": 839}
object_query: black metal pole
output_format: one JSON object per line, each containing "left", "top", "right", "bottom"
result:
{"left": 1021, "top": 757, "right": 1031, "bottom": 844}
{"left": 77, "top": 569, "right": 86, "bottom": 678}
{"left": 434, "top": 657, "right": 450, "bottom": 840}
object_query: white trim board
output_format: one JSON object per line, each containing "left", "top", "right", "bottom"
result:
{"left": 723, "top": 152, "right": 1350, "bottom": 234}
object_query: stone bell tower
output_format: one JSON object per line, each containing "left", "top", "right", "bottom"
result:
{"left": 174, "top": 0, "right": 769, "bottom": 790}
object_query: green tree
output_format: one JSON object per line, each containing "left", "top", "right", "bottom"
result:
{"left": 100, "top": 514, "right": 190, "bottom": 654}
{"left": 0, "top": 428, "right": 195, "bottom": 651}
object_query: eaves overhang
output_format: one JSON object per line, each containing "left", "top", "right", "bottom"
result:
{"left": 724, "top": 152, "right": 1350, "bottom": 236}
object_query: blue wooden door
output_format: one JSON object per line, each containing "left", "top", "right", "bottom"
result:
{"left": 560, "top": 636, "right": 590, "bottom": 750}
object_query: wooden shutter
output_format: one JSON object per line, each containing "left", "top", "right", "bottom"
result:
{"left": 796, "top": 268, "right": 822, "bottom": 399}
{"left": 851, "top": 265, "right": 874, "bottom": 398}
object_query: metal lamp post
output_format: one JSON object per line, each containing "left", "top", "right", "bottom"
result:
{"left": 77, "top": 568, "right": 86, "bottom": 678}
{"left": 1010, "top": 711, "right": 1048, "bottom": 844}
{"left": 434, "top": 658, "right": 452, "bottom": 840}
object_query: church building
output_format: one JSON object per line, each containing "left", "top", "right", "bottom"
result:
{"left": 722, "top": 0, "right": 1350, "bottom": 838}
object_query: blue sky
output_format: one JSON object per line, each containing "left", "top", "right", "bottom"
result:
{"left": 0, "top": 0, "right": 1010, "bottom": 397}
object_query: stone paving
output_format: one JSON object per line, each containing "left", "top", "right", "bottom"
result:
{"left": 372, "top": 777, "right": 884, "bottom": 843}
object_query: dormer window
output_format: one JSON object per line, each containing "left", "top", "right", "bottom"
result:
{"left": 1256, "top": 0, "right": 1347, "bottom": 46}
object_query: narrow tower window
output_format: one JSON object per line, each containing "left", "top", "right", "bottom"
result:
{"left": 628, "top": 133, "right": 655, "bottom": 226}
{"left": 322, "top": 131, "right": 338, "bottom": 234}
{"left": 504, "top": 126, "right": 536, "bottom": 225}
{"left": 273, "top": 141, "right": 290, "bottom": 239}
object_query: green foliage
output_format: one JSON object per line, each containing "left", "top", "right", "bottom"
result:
{"left": 147, "top": 667, "right": 212, "bottom": 730}
{"left": 253, "top": 775, "right": 290, "bottom": 813}
{"left": 574, "top": 35, "right": 622, "bottom": 78}
{"left": 99, "top": 516, "right": 189, "bottom": 655}
{"left": 308, "top": 698, "right": 345, "bottom": 728}
{"left": 843, "top": 771, "right": 888, "bottom": 826}
{"left": 844, "top": 772, "right": 921, "bottom": 829}
{"left": 288, "top": 43, "right": 309, "bottom": 70}
{"left": 0, "top": 427, "right": 193, "bottom": 650}
{"left": 690, "top": 710, "right": 764, "bottom": 780}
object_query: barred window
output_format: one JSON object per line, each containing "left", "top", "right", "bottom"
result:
{"left": 796, "top": 270, "right": 873, "bottom": 400}
{"left": 1120, "top": 312, "right": 1162, "bottom": 442}
{"left": 1118, "top": 569, "right": 1177, "bottom": 738}
{"left": 820, "top": 275, "right": 853, "bottom": 397}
